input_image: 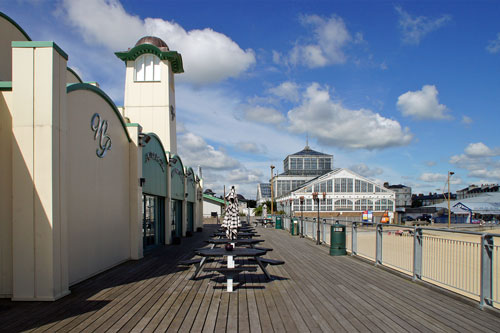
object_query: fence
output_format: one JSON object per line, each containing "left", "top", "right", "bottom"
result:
{"left": 279, "top": 216, "right": 500, "bottom": 310}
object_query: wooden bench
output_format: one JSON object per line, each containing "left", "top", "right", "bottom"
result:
{"left": 253, "top": 247, "right": 273, "bottom": 252}
{"left": 203, "top": 266, "right": 257, "bottom": 273}
{"left": 178, "top": 258, "right": 202, "bottom": 266}
{"left": 249, "top": 257, "right": 284, "bottom": 267}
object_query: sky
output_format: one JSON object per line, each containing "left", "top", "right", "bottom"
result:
{"left": 2, "top": 0, "right": 500, "bottom": 199}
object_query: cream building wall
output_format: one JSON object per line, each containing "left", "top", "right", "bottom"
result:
{"left": 66, "top": 86, "right": 133, "bottom": 285}
{"left": 0, "top": 89, "right": 13, "bottom": 297}
{"left": 0, "top": 13, "right": 30, "bottom": 80}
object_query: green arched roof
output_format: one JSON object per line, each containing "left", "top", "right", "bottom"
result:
{"left": 145, "top": 132, "right": 167, "bottom": 161}
{"left": 168, "top": 153, "right": 185, "bottom": 175}
{"left": 67, "top": 83, "right": 131, "bottom": 142}
{"left": 115, "top": 43, "right": 184, "bottom": 73}
{"left": 67, "top": 67, "right": 83, "bottom": 83}
{"left": 0, "top": 12, "right": 31, "bottom": 41}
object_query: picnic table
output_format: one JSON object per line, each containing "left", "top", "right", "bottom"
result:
{"left": 254, "top": 218, "right": 275, "bottom": 228}
{"left": 211, "top": 232, "right": 259, "bottom": 238}
{"left": 195, "top": 247, "right": 267, "bottom": 292}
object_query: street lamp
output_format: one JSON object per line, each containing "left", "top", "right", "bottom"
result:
{"left": 270, "top": 165, "right": 275, "bottom": 217}
{"left": 312, "top": 192, "right": 320, "bottom": 245}
{"left": 300, "top": 196, "right": 304, "bottom": 238}
{"left": 448, "top": 171, "right": 454, "bottom": 228}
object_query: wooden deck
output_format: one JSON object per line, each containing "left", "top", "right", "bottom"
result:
{"left": 1, "top": 223, "right": 500, "bottom": 332}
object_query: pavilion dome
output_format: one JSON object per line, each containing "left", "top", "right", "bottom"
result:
{"left": 134, "top": 36, "right": 169, "bottom": 51}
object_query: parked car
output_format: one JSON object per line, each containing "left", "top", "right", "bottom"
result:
{"left": 417, "top": 214, "right": 432, "bottom": 222}
{"left": 402, "top": 216, "right": 415, "bottom": 222}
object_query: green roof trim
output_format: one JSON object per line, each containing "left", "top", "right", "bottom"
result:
{"left": 66, "top": 67, "right": 82, "bottom": 83}
{"left": 115, "top": 44, "right": 184, "bottom": 74}
{"left": 0, "top": 12, "right": 32, "bottom": 41}
{"left": 0, "top": 81, "right": 13, "bottom": 91}
{"left": 67, "top": 83, "right": 131, "bottom": 142}
{"left": 203, "top": 194, "right": 225, "bottom": 205}
{"left": 12, "top": 41, "right": 68, "bottom": 60}
{"left": 125, "top": 123, "right": 141, "bottom": 127}
{"left": 169, "top": 153, "right": 185, "bottom": 175}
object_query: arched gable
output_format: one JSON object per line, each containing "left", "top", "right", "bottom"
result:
{"left": 66, "top": 67, "right": 83, "bottom": 84}
{"left": 142, "top": 133, "right": 167, "bottom": 197}
{"left": 185, "top": 167, "right": 196, "bottom": 203}
{"left": 0, "top": 12, "right": 31, "bottom": 81}
{"left": 67, "top": 83, "right": 131, "bottom": 143}
{"left": 169, "top": 153, "right": 185, "bottom": 200}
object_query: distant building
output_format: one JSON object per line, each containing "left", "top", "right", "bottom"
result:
{"left": 276, "top": 168, "right": 395, "bottom": 219}
{"left": 270, "top": 145, "right": 333, "bottom": 199}
{"left": 256, "top": 183, "right": 271, "bottom": 205}
{"left": 457, "top": 184, "right": 500, "bottom": 200}
{"left": 383, "top": 183, "right": 412, "bottom": 207}
{"left": 203, "top": 188, "right": 216, "bottom": 196}
{"left": 412, "top": 193, "right": 457, "bottom": 207}
{"left": 237, "top": 194, "right": 248, "bottom": 213}
{"left": 203, "top": 194, "right": 224, "bottom": 218}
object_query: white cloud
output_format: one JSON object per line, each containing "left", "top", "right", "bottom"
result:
{"left": 486, "top": 33, "right": 500, "bottom": 54}
{"left": 397, "top": 85, "right": 451, "bottom": 120}
{"left": 450, "top": 142, "right": 500, "bottom": 182}
{"left": 268, "top": 81, "right": 300, "bottom": 102}
{"left": 349, "top": 163, "right": 384, "bottom": 178}
{"left": 464, "top": 142, "right": 500, "bottom": 157}
{"left": 244, "top": 106, "right": 285, "bottom": 125}
{"left": 177, "top": 132, "right": 240, "bottom": 170}
{"left": 425, "top": 160, "right": 437, "bottom": 167}
{"left": 395, "top": 6, "right": 451, "bottom": 45}
{"left": 60, "top": 0, "right": 255, "bottom": 84}
{"left": 419, "top": 173, "right": 462, "bottom": 185}
{"left": 461, "top": 115, "right": 473, "bottom": 125}
{"left": 237, "top": 142, "right": 267, "bottom": 154}
{"left": 287, "top": 83, "right": 413, "bottom": 149}
{"left": 288, "top": 14, "right": 352, "bottom": 68}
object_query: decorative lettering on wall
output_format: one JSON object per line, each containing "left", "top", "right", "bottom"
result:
{"left": 91, "top": 113, "right": 112, "bottom": 158}
{"left": 145, "top": 152, "right": 165, "bottom": 172}
{"left": 171, "top": 168, "right": 184, "bottom": 178}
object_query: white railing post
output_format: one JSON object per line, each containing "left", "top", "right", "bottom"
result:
{"left": 352, "top": 222, "right": 358, "bottom": 255}
{"left": 480, "top": 234, "right": 494, "bottom": 308}
{"left": 413, "top": 227, "right": 423, "bottom": 281}
{"left": 376, "top": 223, "right": 383, "bottom": 265}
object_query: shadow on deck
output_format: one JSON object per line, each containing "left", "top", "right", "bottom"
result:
{"left": 1, "top": 223, "right": 499, "bottom": 332}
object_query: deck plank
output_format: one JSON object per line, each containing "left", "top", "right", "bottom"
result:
{"left": 1, "top": 224, "right": 500, "bottom": 333}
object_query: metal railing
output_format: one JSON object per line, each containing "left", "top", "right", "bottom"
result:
{"left": 278, "top": 216, "right": 500, "bottom": 310}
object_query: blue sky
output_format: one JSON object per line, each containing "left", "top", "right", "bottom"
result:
{"left": 3, "top": 0, "right": 500, "bottom": 199}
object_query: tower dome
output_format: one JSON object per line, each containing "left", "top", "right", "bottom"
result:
{"left": 134, "top": 36, "right": 169, "bottom": 51}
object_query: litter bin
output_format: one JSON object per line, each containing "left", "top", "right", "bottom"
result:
{"left": 330, "top": 223, "right": 346, "bottom": 255}
{"left": 291, "top": 218, "right": 299, "bottom": 236}
{"left": 275, "top": 216, "right": 283, "bottom": 229}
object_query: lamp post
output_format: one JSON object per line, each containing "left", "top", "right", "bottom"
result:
{"left": 270, "top": 165, "right": 275, "bottom": 217}
{"left": 300, "top": 196, "right": 304, "bottom": 238}
{"left": 447, "top": 171, "right": 454, "bottom": 228}
{"left": 313, "top": 192, "right": 320, "bottom": 245}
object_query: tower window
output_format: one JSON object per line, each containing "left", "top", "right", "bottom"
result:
{"left": 135, "top": 54, "right": 161, "bottom": 82}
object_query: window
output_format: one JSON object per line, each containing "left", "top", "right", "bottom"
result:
{"left": 135, "top": 54, "right": 161, "bottom": 81}
{"left": 375, "top": 199, "right": 394, "bottom": 211}
{"left": 334, "top": 199, "right": 353, "bottom": 211}
{"left": 326, "top": 180, "right": 333, "bottom": 192}
{"left": 305, "top": 199, "right": 312, "bottom": 211}
{"left": 335, "top": 178, "right": 353, "bottom": 193}
{"left": 355, "top": 199, "right": 373, "bottom": 211}
{"left": 320, "top": 198, "right": 332, "bottom": 211}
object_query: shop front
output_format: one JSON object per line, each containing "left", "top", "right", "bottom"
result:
{"left": 185, "top": 167, "right": 196, "bottom": 235}
{"left": 170, "top": 153, "right": 185, "bottom": 242}
{"left": 142, "top": 134, "right": 167, "bottom": 249}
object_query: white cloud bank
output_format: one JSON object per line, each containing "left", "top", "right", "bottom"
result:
{"left": 397, "top": 85, "right": 451, "bottom": 120}
{"left": 395, "top": 6, "right": 451, "bottom": 45}
{"left": 287, "top": 83, "right": 413, "bottom": 149}
{"left": 450, "top": 142, "right": 500, "bottom": 182}
{"left": 60, "top": 0, "right": 255, "bottom": 84}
